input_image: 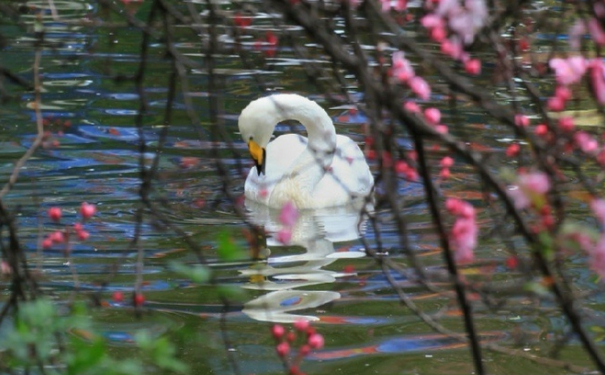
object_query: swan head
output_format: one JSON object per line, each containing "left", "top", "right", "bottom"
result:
{"left": 238, "top": 96, "right": 280, "bottom": 176}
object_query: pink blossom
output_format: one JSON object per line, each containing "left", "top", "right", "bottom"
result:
{"left": 435, "top": 124, "right": 448, "bottom": 134}
{"left": 591, "top": 199, "right": 605, "bottom": 227}
{"left": 446, "top": 198, "right": 477, "bottom": 264}
{"left": 440, "top": 156, "right": 454, "bottom": 168}
{"left": 308, "top": 333, "right": 325, "bottom": 349}
{"left": 569, "top": 19, "right": 586, "bottom": 51}
{"left": 394, "top": 0, "right": 407, "bottom": 11}
{"left": 589, "top": 59, "right": 605, "bottom": 104}
{"left": 279, "top": 201, "right": 298, "bottom": 227}
{"left": 421, "top": 14, "right": 445, "bottom": 29}
{"left": 588, "top": 18, "right": 605, "bottom": 46}
{"left": 50, "top": 231, "right": 65, "bottom": 244}
{"left": 77, "top": 230, "right": 90, "bottom": 241}
{"left": 272, "top": 324, "right": 285, "bottom": 339}
{"left": 574, "top": 131, "right": 599, "bottom": 154}
{"left": 558, "top": 116, "right": 575, "bottom": 132}
{"left": 464, "top": 59, "right": 481, "bottom": 75}
{"left": 276, "top": 342, "right": 290, "bottom": 357}
{"left": 392, "top": 51, "right": 415, "bottom": 83}
{"left": 445, "top": 198, "right": 475, "bottom": 219}
{"left": 547, "top": 96, "right": 565, "bottom": 112}
{"left": 424, "top": 107, "right": 441, "bottom": 124}
{"left": 596, "top": 2, "right": 605, "bottom": 18}
{"left": 380, "top": 0, "right": 390, "bottom": 12}
{"left": 0, "top": 261, "right": 10, "bottom": 275}
{"left": 294, "top": 319, "right": 310, "bottom": 331}
{"left": 48, "top": 207, "right": 62, "bottom": 222}
{"left": 505, "top": 143, "right": 520, "bottom": 157}
{"left": 403, "top": 101, "right": 420, "bottom": 113}
{"left": 535, "top": 124, "right": 548, "bottom": 136}
{"left": 80, "top": 202, "right": 96, "bottom": 219}
{"left": 508, "top": 187, "right": 530, "bottom": 210}
{"left": 555, "top": 86, "right": 572, "bottom": 101}
{"left": 515, "top": 114, "right": 529, "bottom": 127}
{"left": 430, "top": 27, "right": 447, "bottom": 42}
{"left": 409, "top": 76, "right": 431, "bottom": 100}
{"left": 519, "top": 171, "right": 550, "bottom": 195}
{"left": 275, "top": 228, "right": 292, "bottom": 244}
{"left": 549, "top": 57, "right": 587, "bottom": 86}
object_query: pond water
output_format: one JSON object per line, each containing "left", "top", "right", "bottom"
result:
{"left": 0, "top": 1, "right": 602, "bottom": 374}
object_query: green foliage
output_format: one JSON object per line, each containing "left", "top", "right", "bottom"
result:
{"left": 1, "top": 298, "right": 188, "bottom": 375}
{"left": 169, "top": 261, "right": 211, "bottom": 283}
{"left": 217, "top": 230, "right": 247, "bottom": 261}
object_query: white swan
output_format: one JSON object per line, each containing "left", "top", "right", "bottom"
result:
{"left": 238, "top": 94, "right": 373, "bottom": 209}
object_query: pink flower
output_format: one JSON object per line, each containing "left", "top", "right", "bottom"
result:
{"left": 394, "top": 0, "right": 407, "bottom": 11}
{"left": 440, "top": 156, "right": 454, "bottom": 168}
{"left": 1, "top": 261, "right": 11, "bottom": 275}
{"left": 409, "top": 76, "right": 431, "bottom": 100}
{"left": 464, "top": 58, "right": 481, "bottom": 75}
{"left": 272, "top": 324, "right": 285, "bottom": 339}
{"left": 424, "top": 108, "right": 441, "bottom": 124}
{"left": 392, "top": 51, "right": 415, "bottom": 83}
{"left": 549, "top": 57, "right": 587, "bottom": 85}
{"left": 421, "top": 14, "right": 445, "bottom": 29}
{"left": 48, "top": 207, "right": 62, "bottom": 222}
{"left": 294, "top": 319, "right": 310, "bottom": 331}
{"left": 307, "top": 333, "right": 325, "bottom": 349}
{"left": 569, "top": 20, "right": 586, "bottom": 51}
{"left": 574, "top": 131, "right": 599, "bottom": 154}
{"left": 80, "top": 202, "right": 96, "bottom": 219}
{"left": 276, "top": 228, "right": 292, "bottom": 244}
{"left": 446, "top": 198, "right": 477, "bottom": 264}
{"left": 403, "top": 101, "right": 420, "bottom": 113}
{"left": 508, "top": 187, "right": 530, "bottom": 210}
{"left": 50, "top": 231, "right": 65, "bottom": 244}
{"left": 555, "top": 86, "right": 572, "bottom": 101}
{"left": 514, "top": 114, "right": 529, "bottom": 127}
{"left": 591, "top": 199, "right": 605, "bottom": 227}
{"left": 547, "top": 96, "right": 565, "bottom": 112}
{"left": 558, "top": 116, "right": 575, "bottom": 132}
{"left": 535, "top": 124, "right": 548, "bottom": 136}
{"left": 588, "top": 18, "right": 605, "bottom": 46}
{"left": 519, "top": 171, "right": 550, "bottom": 195}
{"left": 279, "top": 201, "right": 298, "bottom": 227}
{"left": 276, "top": 342, "right": 290, "bottom": 357}
{"left": 505, "top": 143, "right": 520, "bottom": 157}
{"left": 77, "top": 230, "right": 90, "bottom": 241}
{"left": 589, "top": 59, "right": 605, "bottom": 104}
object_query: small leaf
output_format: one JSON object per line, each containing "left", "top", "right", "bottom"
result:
{"left": 169, "top": 261, "right": 211, "bottom": 283}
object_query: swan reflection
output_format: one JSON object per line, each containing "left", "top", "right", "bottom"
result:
{"left": 242, "top": 201, "right": 367, "bottom": 323}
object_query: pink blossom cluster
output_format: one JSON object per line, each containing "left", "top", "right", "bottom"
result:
{"left": 548, "top": 56, "right": 605, "bottom": 106}
{"left": 420, "top": 0, "right": 486, "bottom": 74}
{"left": 42, "top": 202, "right": 97, "bottom": 251}
{"left": 275, "top": 201, "right": 299, "bottom": 244}
{"left": 272, "top": 319, "right": 325, "bottom": 375}
{"left": 392, "top": 51, "right": 431, "bottom": 100}
{"left": 569, "top": 5, "right": 605, "bottom": 51}
{"left": 402, "top": 102, "right": 448, "bottom": 134}
{"left": 445, "top": 198, "right": 477, "bottom": 263}
{"left": 379, "top": 0, "right": 407, "bottom": 12}
{"left": 508, "top": 171, "right": 550, "bottom": 211}
{"left": 439, "top": 156, "right": 454, "bottom": 180}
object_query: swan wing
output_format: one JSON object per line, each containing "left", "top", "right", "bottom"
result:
{"left": 245, "top": 134, "right": 307, "bottom": 204}
{"left": 313, "top": 135, "right": 373, "bottom": 206}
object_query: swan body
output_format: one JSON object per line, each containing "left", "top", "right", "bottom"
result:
{"left": 238, "top": 94, "right": 373, "bottom": 209}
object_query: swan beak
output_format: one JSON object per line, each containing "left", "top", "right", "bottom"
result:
{"left": 248, "top": 140, "right": 266, "bottom": 176}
